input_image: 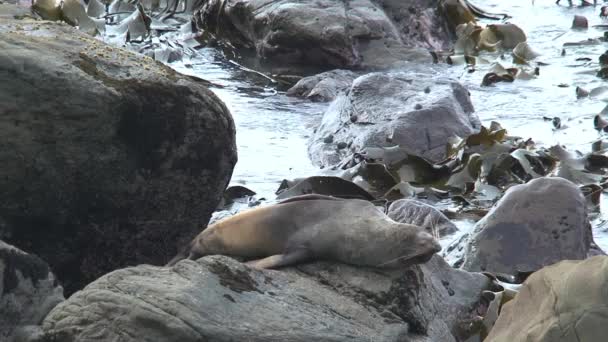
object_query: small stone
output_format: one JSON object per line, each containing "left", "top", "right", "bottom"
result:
{"left": 350, "top": 115, "right": 357, "bottom": 123}
{"left": 414, "top": 104, "right": 422, "bottom": 110}
{"left": 424, "top": 87, "right": 431, "bottom": 93}
{"left": 576, "top": 86, "right": 589, "bottom": 98}
{"left": 336, "top": 142, "right": 347, "bottom": 149}
{"left": 572, "top": 15, "right": 588, "bottom": 29}
{"left": 323, "top": 135, "right": 334, "bottom": 144}
{"left": 599, "top": 51, "right": 608, "bottom": 66}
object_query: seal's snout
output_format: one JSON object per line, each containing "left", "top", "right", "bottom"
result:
{"left": 416, "top": 230, "right": 441, "bottom": 254}
{"left": 430, "top": 238, "right": 442, "bottom": 254}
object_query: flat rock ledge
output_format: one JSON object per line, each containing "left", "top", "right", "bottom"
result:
{"left": 41, "top": 255, "right": 491, "bottom": 342}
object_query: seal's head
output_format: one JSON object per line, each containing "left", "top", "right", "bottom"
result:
{"left": 376, "top": 225, "right": 442, "bottom": 269}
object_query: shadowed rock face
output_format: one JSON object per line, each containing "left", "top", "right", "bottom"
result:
{"left": 308, "top": 71, "right": 480, "bottom": 167}
{"left": 41, "top": 255, "right": 491, "bottom": 342}
{"left": 454, "top": 177, "right": 595, "bottom": 274}
{"left": 0, "top": 240, "right": 64, "bottom": 342}
{"left": 0, "top": 15, "right": 237, "bottom": 295}
{"left": 194, "top": 0, "right": 453, "bottom": 74}
{"left": 485, "top": 256, "right": 608, "bottom": 342}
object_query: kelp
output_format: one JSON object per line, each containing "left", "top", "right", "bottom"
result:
{"left": 297, "top": 121, "right": 606, "bottom": 215}
{"left": 29, "top": 0, "right": 199, "bottom": 63}
{"left": 480, "top": 62, "right": 538, "bottom": 86}
{"left": 445, "top": 17, "right": 541, "bottom": 89}
{"left": 512, "top": 41, "right": 540, "bottom": 64}
{"left": 439, "top": 0, "right": 510, "bottom": 32}
{"left": 275, "top": 176, "right": 375, "bottom": 201}
{"left": 440, "top": 0, "right": 478, "bottom": 30}
{"left": 459, "top": 273, "right": 522, "bottom": 342}
{"left": 549, "top": 145, "right": 608, "bottom": 184}
{"left": 451, "top": 22, "right": 527, "bottom": 58}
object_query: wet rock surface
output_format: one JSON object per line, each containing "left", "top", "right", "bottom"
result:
{"left": 455, "top": 177, "right": 593, "bottom": 274}
{"left": 41, "top": 255, "right": 490, "bottom": 342}
{"left": 309, "top": 71, "right": 480, "bottom": 167}
{"left": 388, "top": 199, "right": 458, "bottom": 237}
{"left": 194, "top": 0, "right": 453, "bottom": 73}
{"left": 485, "top": 256, "right": 608, "bottom": 342}
{"left": 0, "top": 240, "right": 64, "bottom": 342}
{"left": 287, "top": 70, "right": 359, "bottom": 102}
{"left": 0, "top": 15, "right": 237, "bottom": 295}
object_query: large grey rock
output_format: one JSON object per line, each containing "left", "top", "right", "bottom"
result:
{"left": 460, "top": 177, "right": 592, "bottom": 274}
{"left": 0, "top": 240, "right": 64, "bottom": 342}
{"left": 287, "top": 70, "right": 358, "bottom": 102}
{"left": 194, "top": 0, "right": 454, "bottom": 73}
{"left": 0, "top": 14, "right": 237, "bottom": 295}
{"left": 485, "top": 256, "right": 608, "bottom": 342}
{"left": 309, "top": 72, "right": 479, "bottom": 167}
{"left": 41, "top": 255, "right": 490, "bottom": 342}
{"left": 388, "top": 199, "right": 458, "bottom": 238}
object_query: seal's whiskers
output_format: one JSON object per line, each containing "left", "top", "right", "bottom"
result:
{"left": 375, "top": 254, "right": 411, "bottom": 267}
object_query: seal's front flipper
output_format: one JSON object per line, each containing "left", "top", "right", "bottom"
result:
{"left": 246, "top": 250, "right": 310, "bottom": 269}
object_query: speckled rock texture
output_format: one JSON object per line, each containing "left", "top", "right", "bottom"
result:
{"left": 308, "top": 71, "right": 479, "bottom": 167}
{"left": 194, "top": 0, "right": 453, "bottom": 73}
{"left": 41, "top": 255, "right": 491, "bottom": 342}
{"left": 457, "top": 177, "right": 593, "bottom": 274}
{"left": 0, "top": 10, "right": 237, "bottom": 295}
{"left": 485, "top": 256, "right": 608, "bottom": 342}
{"left": 0, "top": 240, "right": 64, "bottom": 342}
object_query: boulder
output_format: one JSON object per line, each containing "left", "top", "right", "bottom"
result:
{"left": 41, "top": 255, "right": 491, "bottom": 342}
{"left": 194, "top": 0, "right": 455, "bottom": 73}
{"left": 308, "top": 72, "right": 479, "bottom": 167}
{"left": 459, "top": 177, "right": 592, "bottom": 274}
{"left": 287, "top": 70, "right": 358, "bottom": 102}
{"left": 388, "top": 199, "right": 458, "bottom": 238}
{"left": 485, "top": 256, "right": 608, "bottom": 342}
{"left": 0, "top": 13, "right": 237, "bottom": 295}
{"left": 0, "top": 240, "right": 64, "bottom": 342}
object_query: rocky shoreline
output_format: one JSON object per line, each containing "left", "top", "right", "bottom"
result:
{"left": 2, "top": 1, "right": 608, "bottom": 341}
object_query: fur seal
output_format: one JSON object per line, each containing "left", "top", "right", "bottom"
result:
{"left": 166, "top": 195, "right": 441, "bottom": 269}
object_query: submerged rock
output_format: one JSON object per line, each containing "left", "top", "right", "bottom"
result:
{"left": 458, "top": 177, "right": 592, "bottom": 274}
{"left": 287, "top": 70, "right": 358, "bottom": 102}
{"left": 388, "top": 199, "right": 458, "bottom": 238}
{"left": 485, "top": 256, "right": 608, "bottom": 342}
{"left": 0, "top": 240, "right": 64, "bottom": 342}
{"left": 309, "top": 72, "right": 479, "bottom": 167}
{"left": 41, "top": 255, "right": 490, "bottom": 342}
{"left": 0, "top": 14, "right": 237, "bottom": 294}
{"left": 194, "top": 0, "right": 455, "bottom": 73}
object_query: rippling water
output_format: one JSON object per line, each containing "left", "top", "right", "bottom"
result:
{"left": 465, "top": 0, "right": 608, "bottom": 250}
{"left": 174, "top": 1, "right": 608, "bottom": 250}
{"left": 174, "top": 49, "right": 326, "bottom": 197}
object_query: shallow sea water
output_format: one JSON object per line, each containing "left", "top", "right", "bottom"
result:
{"left": 174, "top": 0, "right": 608, "bottom": 250}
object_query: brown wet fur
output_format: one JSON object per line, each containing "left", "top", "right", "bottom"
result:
{"left": 166, "top": 196, "right": 441, "bottom": 269}
{"left": 166, "top": 198, "right": 311, "bottom": 266}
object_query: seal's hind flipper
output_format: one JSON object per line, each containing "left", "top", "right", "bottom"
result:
{"left": 245, "top": 250, "right": 311, "bottom": 269}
